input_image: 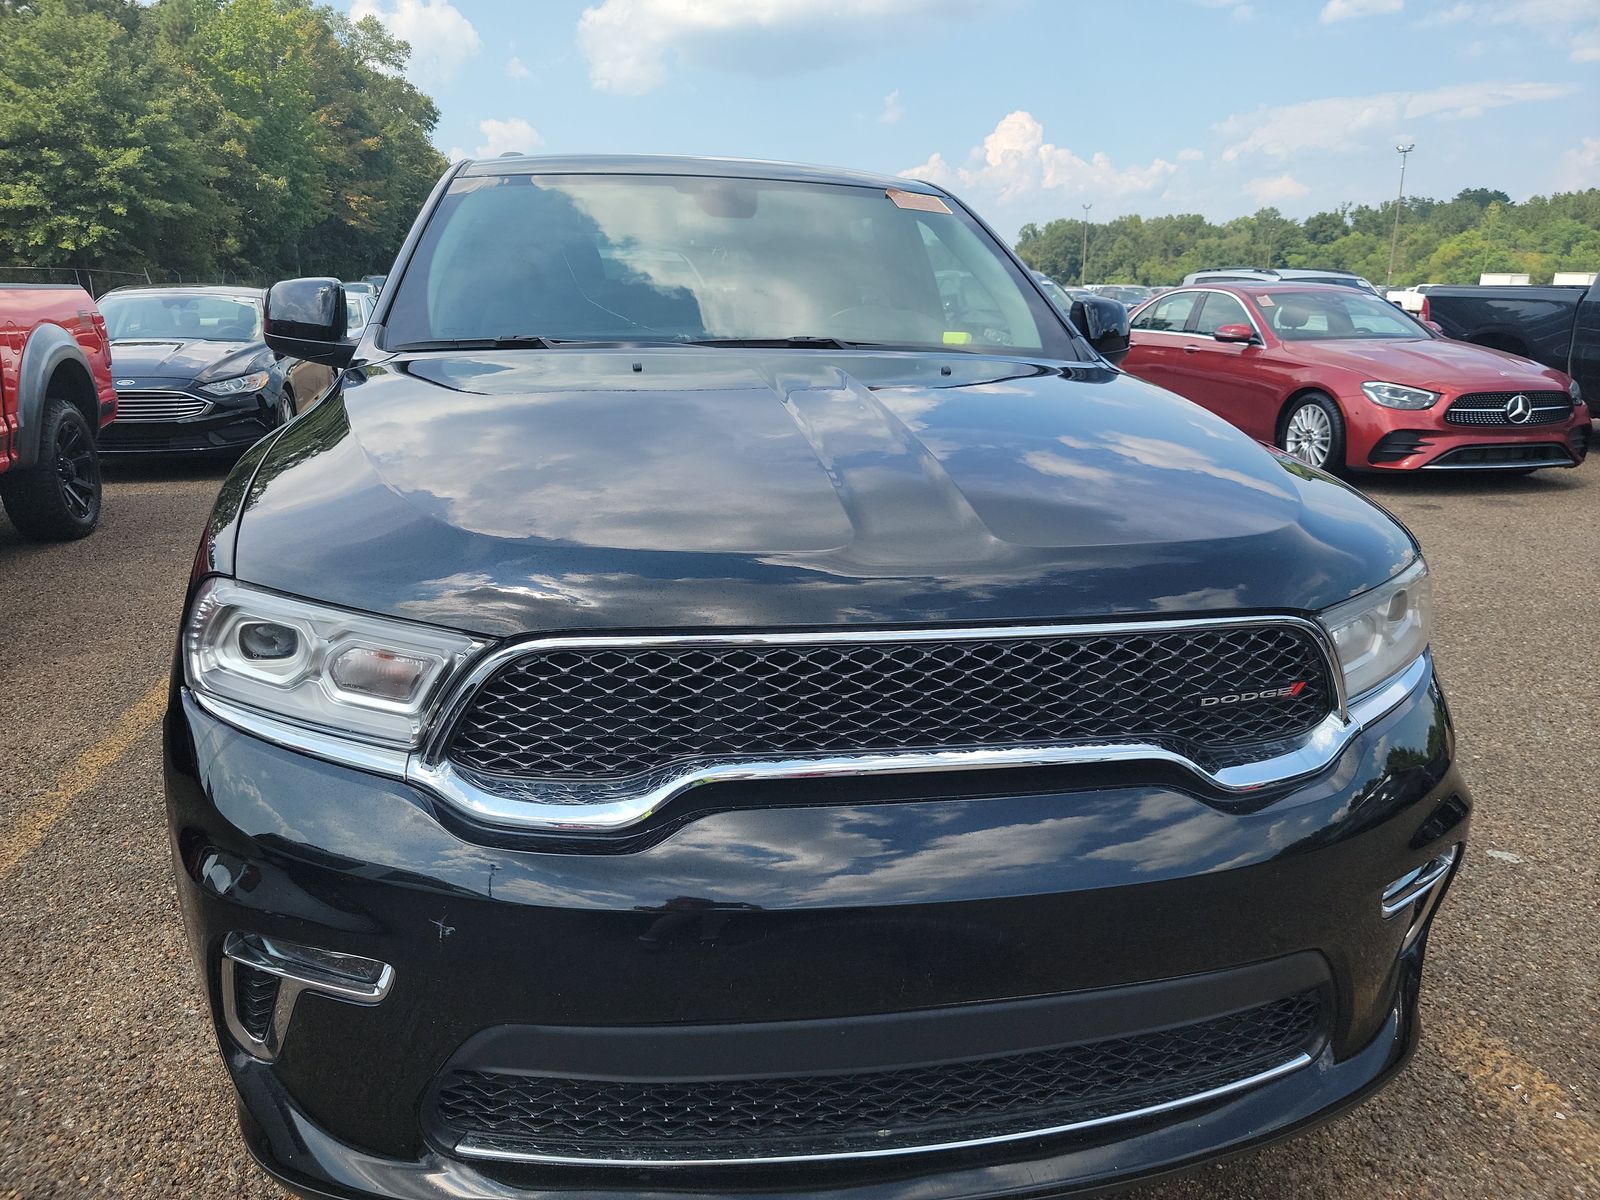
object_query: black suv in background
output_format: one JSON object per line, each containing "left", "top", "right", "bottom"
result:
{"left": 96, "top": 286, "right": 333, "bottom": 454}
{"left": 165, "top": 155, "right": 1468, "bottom": 1200}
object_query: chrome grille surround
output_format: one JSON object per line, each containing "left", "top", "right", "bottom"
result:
{"left": 1444, "top": 390, "right": 1571, "bottom": 427}
{"left": 112, "top": 389, "right": 211, "bottom": 422}
{"left": 402, "top": 616, "right": 1366, "bottom": 832}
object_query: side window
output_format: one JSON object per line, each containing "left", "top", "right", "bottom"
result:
{"left": 1193, "top": 292, "right": 1252, "bottom": 336}
{"left": 1133, "top": 292, "right": 1199, "bottom": 332}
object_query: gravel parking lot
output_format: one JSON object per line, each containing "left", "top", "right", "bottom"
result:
{"left": 1, "top": 457, "right": 1596, "bottom": 1200}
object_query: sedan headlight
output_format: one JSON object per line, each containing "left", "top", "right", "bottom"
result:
{"left": 1361, "top": 381, "right": 1439, "bottom": 410}
{"left": 184, "top": 578, "right": 485, "bottom": 747}
{"left": 1570, "top": 377, "right": 1583, "bottom": 406}
{"left": 1319, "top": 559, "right": 1432, "bottom": 700}
{"left": 201, "top": 370, "right": 271, "bottom": 397}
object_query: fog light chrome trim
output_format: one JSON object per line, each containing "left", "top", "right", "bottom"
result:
{"left": 1382, "top": 845, "right": 1460, "bottom": 951}
{"left": 221, "top": 932, "right": 394, "bottom": 1062}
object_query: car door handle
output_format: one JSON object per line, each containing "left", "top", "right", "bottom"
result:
{"left": 1182, "top": 343, "right": 1201, "bottom": 353}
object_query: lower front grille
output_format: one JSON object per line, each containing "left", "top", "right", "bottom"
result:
{"left": 1424, "top": 443, "right": 1573, "bottom": 469}
{"left": 432, "top": 990, "right": 1324, "bottom": 1164}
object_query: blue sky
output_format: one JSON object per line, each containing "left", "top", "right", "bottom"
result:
{"left": 339, "top": 0, "right": 1600, "bottom": 237}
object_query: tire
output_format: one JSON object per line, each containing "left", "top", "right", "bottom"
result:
{"left": 1, "top": 397, "right": 102, "bottom": 540}
{"left": 276, "top": 389, "right": 296, "bottom": 426}
{"left": 1278, "top": 392, "right": 1346, "bottom": 473}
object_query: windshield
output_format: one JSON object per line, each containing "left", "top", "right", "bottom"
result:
{"left": 100, "top": 292, "right": 262, "bottom": 342}
{"left": 385, "top": 173, "right": 1068, "bottom": 355}
{"left": 1256, "top": 289, "right": 1429, "bottom": 341}
{"left": 99, "top": 292, "right": 260, "bottom": 340}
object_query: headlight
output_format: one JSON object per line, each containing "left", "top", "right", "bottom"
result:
{"left": 1319, "top": 559, "right": 1432, "bottom": 700}
{"left": 1361, "top": 381, "right": 1439, "bottom": 410}
{"left": 201, "top": 370, "right": 271, "bottom": 397}
{"left": 1570, "top": 377, "right": 1583, "bottom": 406}
{"left": 184, "top": 578, "right": 485, "bottom": 747}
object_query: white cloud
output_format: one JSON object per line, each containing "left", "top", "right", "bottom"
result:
{"left": 900, "top": 111, "right": 1178, "bottom": 211}
{"left": 1178, "top": 147, "right": 1205, "bottom": 162}
{"left": 879, "top": 89, "right": 905, "bottom": 125}
{"left": 576, "top": 0, "right": 967, "bottom": 94}
{"left": 349, "top": 0, "right": 481, "bottom": 84}
{"left": 505, "top": 56, "right": 530, "bottom": 79}
{"left": 1320, "top": 0, "right": 1402, "bottom": 22}
{"left": 1244, "top": 173, "right": 1311, "bottom": 204}
{"left": 1556, "top": 136, "right": 1600, "bottom": 190}
{"left": 1422, "top": 0, "right": 1600, "bottom": 62}
{"left": 1219, "top": 81, "right": 1574, "bottom": 161}
{"left": 470, "top": 118, "right": 543, "bottom": 159}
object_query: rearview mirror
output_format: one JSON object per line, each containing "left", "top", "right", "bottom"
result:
{"left": 1213, "top": 324, "right": 1256, "bottom": 344}
{"left": 1068, "top": 296, "right": 1131, "bottom": 366}
{"left": 265, "top": 277, "right": 355, "bottom": 368}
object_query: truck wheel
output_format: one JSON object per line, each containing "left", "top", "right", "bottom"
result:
{"left": 1279, "top": 393, "right": 1346, "bottom": 473}
{"left": 1, "top": 398, "right": 102, "bottom": 540}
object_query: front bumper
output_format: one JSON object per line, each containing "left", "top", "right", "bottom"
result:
{"left": 165, "top": 659, "right": 1469, "bottom": 1199}
{"left": 1356, "top": 412, "right": 1590, "bottom": 471}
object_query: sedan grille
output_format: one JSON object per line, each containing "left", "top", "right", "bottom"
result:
{"left": 445, "top": 623, "right": 1335, "bottom": 781}
{"left": 1444, "top": 390, "right": 1571, "bottom": 427}
{"left": 432, "top": 990, "right": 1324, "bottom": 1163}
{"left": 112, "top": 390, "right": 210, "bottom": 422}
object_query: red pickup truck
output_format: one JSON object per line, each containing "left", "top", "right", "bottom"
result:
{"left": 1, "top": 284, "right": 116, "bottom": 539}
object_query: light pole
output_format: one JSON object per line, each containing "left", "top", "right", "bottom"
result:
{"left": 1080, "top": 203, "right": 1093, "bottom": 285}
{"left": 1386, "top": 142, "right": 1414, "bottom": 287}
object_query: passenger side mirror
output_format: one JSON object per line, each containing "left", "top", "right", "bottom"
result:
{"left": 1213, "top": 324, "right": 1256, "bottom": 344}
{"left": 1423, "top": 319, "right": 1444, "bottom": 335}
{"left": 264, "top": 277, "right": 355, "bottom": 368}
{"left": 1068, "top": 296, "right": 1131, "bottom": 366}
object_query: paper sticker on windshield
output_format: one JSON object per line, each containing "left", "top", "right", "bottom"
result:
{"left": 942, "top": 331, "right": 973, "bottom": 344}
{"left": 887, "top": 188, "right": 952, "bottom": 214}
{"left": 1257, "top": 294, "right": 1276, "bottom": 307}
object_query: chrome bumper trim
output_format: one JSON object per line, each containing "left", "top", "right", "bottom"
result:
{"left": 451, "top": 1051, "right": 1315, "bottom": 1167}
{"left": 187, "top": 647, "right": 1429, "bottom": 835}
{"left": 221, "top": 932, "right": 394, "bottom": 1063}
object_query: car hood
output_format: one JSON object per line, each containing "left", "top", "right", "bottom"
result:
{"left": 1284, "top": 337, "right": 1569, "bottom": 391}
{"left": 226, "top": 349, "right": 1416, "bottom": 637}
{"left": 109, "top": 338, "right": 260, "bottom": 385}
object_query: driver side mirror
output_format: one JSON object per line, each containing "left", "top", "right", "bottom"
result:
{"left": 1068, "top": 296, "right": 1131, "bottom": 366}
{"left": 264, "top": 277, "right": 355, "bottom": 368}
{"left": 1213, "top": 324, "right": 1256, "bottom": 344}
{"left": 1424, "top": 319, "right": 1444, "bottom": 335}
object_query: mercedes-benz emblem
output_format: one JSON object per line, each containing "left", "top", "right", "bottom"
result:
{"left": 1504, "top": 393, "right": 1534, "bottom": 424}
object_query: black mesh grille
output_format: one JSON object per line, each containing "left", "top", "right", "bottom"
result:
{"left": 446, "top": 625, "right": 1334, "bottom": 780}
{"left": 1445, "top": 391, "right": 1571, "bottom": 426}
{"left": 432, "top": 991, "right": 1323, "bottom": 1162}
{"left": 233, "top": 964, "right": 279, "bottom": 1043}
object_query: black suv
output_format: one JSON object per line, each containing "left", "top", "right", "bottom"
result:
{"left": 165, "top": 155, "right": 1468, "bottom": 1200}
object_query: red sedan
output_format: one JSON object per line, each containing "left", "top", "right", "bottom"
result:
{"left": 1123, "top": 283, "right": 1590, "bottom": 473}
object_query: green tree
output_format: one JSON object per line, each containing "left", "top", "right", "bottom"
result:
{"left": 0, "top": 0, "right": 237, "bottom": 273}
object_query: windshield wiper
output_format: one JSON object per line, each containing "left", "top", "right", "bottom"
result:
{"left": 680, "top": 336, "right": 865, "bottom": 350}
{"left": 393, "top": 335, "right": 559, "bottom": 351}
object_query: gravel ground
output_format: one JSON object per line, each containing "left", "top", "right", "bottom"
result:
{"left": 1, "top": 455, "right": 1595, "bottom": 1200}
